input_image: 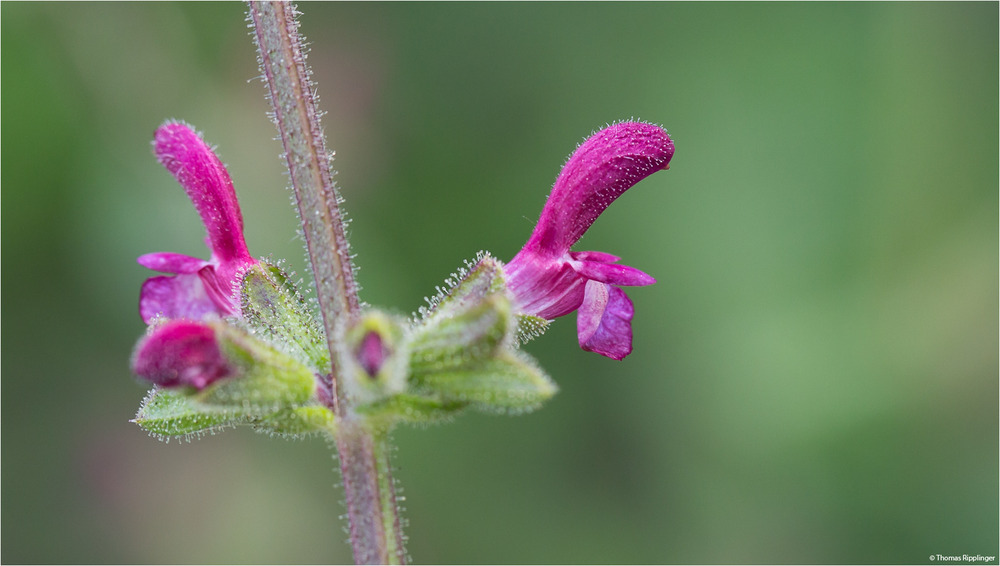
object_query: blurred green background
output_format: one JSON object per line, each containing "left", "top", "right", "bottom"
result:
{"left": 2, "top": 2, "right": 997, "bottom": 564}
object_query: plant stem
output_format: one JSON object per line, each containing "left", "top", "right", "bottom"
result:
{"left": 248, "top": 1, "right": 360, "bottom": 372}
{"left": 248, "top": 3, "right": 406, "bottom": 563}
{"left": 336, "top": 420, "right": 408, "bottom": 565}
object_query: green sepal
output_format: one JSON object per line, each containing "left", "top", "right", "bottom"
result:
{"left": 134, "top": 388, "right": 335, "bottom": 439}
{"left": 514, "top": 314, "right": 550, "bottom": 346}
{"left": 196, "top": 321, "right": 317, "bottom": 412}
{"left": 240, "top": 261, "right": 330, "bottom": 373}
{"left": 417, "top": 253, "right": 552, "bottom": 351}
{"left": 410, "top": 293, "right": 511, "bottom": 374}
{"left": 250, "top": 405, "right": 336, "bottom": 437}
{"left": 428, "top": 253, "right": 507, "bottom": 317}
{"left": 133, "top": 388, "right": 248, "bottom": 438}
{"left": 403, "top": 253, "right": 557, "bottom": 416}
{"left": 414, "top": 351, "right": 557, "bottom": 413}
{"left": 357, "top": 393, "right": 466, "bottom": 428}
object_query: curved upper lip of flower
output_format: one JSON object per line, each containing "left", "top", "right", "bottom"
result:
{"left": 137, "top": 121, "right": 257, "bottom": 323}
{"left": 503, "top": 121, "right": 674, "bottom": 359}
{"left": 521, "top": 120, "right": 674, "bottom": 259}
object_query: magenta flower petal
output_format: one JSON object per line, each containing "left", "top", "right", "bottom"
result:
{"left": 140, "top": 274, "right": 222, "bottom": 324}
{"left": 357, "top": 331, "right": 390, "bottom": 377}
{"left": 577, "top": 281, "right": 635, "bottom": 361}
{"left": 137, "top": 122, "right": 258, "bottom": 323}
{"left": 137, "top": 252, "right": 210, "bottom": 274}
{"left": 503, "top": 257, "right": 587, "bottom": 320}
{"left": 569, "top": 250, "right": 621, "bottom": 263}
{"left": 131, "top": 320, "right": 232, "bottom": 389}
{"left": 504, "top": 121, "right": 672, "bottom": 359}
{"left": 523, "top": 121, "right": 674, "bottom": 258}
{"left": 571, "top": 260, "right": 656, "bottom": 287}
{"left": 153, "top": 122, "right": 252, "bottom": 270}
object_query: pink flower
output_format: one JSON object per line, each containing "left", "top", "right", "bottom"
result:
{"left": 138, "top": 122, "right": 257, "bottom": 323}
{"left": 504, "top": 122, "right": 674, "bottom": 360}
{"left": 131, "top": 320, "right": 231, "bottom": 389}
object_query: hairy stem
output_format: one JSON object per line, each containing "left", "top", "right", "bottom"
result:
{"left": 336, "top": 421, "right": 408, "bottom": 565}
{"left": 248, "top": 1, "right": 360, "bottom": 379}
{"left": 249, "top": 3, "right": 406, "bottom": 563}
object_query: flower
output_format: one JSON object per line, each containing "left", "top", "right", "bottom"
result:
{"left": 131, "top": 320, "right": 232, "bottom": 389}
{"left": 138, "top": 122, "right": 257, "bottom": 323}
{"left": 503, "top": 121, "right": 674, "bottom": 360}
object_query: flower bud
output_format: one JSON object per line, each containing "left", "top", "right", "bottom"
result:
{"left": 132, "top": 320, "right": 232, "bottom": 390}
{"left": 131, "top": 318, "right": 324, "bottom": 438}
{"left": 339, "top": 311, "right": 408, "bottom": 406}
{"left": 132, "top": 319, "right": 317, "bottom": 410}
{"left": 357, "top": 330, "right": 390, "bottom": 377}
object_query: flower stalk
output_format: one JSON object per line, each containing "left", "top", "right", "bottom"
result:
{"left": 248, "top": 2, "right": 405, "bottom": 563}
